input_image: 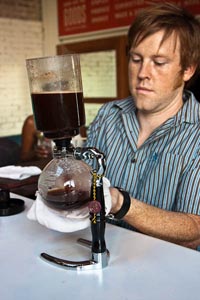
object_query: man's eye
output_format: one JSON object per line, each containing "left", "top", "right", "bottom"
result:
{"left": 130, "top": 56, "right": 141, "bottom": 63}
{"left": 154, "top": 60, "right": 166, "bottom": 66}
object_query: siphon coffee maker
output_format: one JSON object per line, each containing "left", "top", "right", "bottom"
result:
{"left": 26, "top": 54, "right": 109, "bottom": 270}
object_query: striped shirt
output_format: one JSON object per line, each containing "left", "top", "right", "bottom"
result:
{"left": 86, "top": 91, "right": 200, "bottom": 218}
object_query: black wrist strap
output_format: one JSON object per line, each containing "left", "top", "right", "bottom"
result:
{"left": 112, "top": 187, "right": 131, "bottom": 220}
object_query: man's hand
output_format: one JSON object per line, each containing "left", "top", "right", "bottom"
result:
{"left": 35, "top": 145, "right": 51, "bottom": 158}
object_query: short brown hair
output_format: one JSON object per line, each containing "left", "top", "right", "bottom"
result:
{"left": 128, "top": 2, "right": 200, "bottom": 81}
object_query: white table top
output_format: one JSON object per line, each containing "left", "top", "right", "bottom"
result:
{"left": 1, "top": 194, "right": 200, "bottom": 300}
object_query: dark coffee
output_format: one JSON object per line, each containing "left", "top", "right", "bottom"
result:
{"left": 44, "top": 187, "right": 90, "bottom": 210}
{"left": 31, "top": 92, "right": 85, "bottom": 139}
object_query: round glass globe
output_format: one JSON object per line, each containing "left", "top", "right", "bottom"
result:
{"left": 38, "top": 156, "right": 92, "bottom": 210}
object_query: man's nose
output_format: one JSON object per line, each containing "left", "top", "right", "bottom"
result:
{"left": 138, "top": 62, "right": 151, "bottom": 79}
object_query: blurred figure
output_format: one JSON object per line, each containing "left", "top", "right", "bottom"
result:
{"left": 20, "top": 115, "right": 52, "bottom": 162}
{"left": 20, "top": 115, "right": 87, "bottom": 162}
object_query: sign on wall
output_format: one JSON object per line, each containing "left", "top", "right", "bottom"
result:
{"left": 57, "top": 0, "right": 200, "bottom": 37}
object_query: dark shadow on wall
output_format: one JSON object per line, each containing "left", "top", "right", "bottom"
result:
{"left": 186, "top": 75, "right": 200, "bottom": 102}
{"left": 0, "top": 137, "right": 21, "bottom": 167}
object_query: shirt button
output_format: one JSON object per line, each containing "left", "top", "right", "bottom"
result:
{"left": 131, "top": 158, "right": 137, "bottom": 163}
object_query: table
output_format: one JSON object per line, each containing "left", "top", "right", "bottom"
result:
{"left": 0, "top": 175, "right": 39, "bottom": 199}
{"left": 0, "top": 157, "right": 51, "bottom": 199}
{"left": 1, "top": 194, "right": 200, "bottom": 300}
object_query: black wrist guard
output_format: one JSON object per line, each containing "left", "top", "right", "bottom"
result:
{"left": 111, "top": 187, "right": 131, "bottom": 220}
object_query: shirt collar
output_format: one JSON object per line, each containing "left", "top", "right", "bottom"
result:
{"left": 175, "top": 90, "right": 200, "bottom": 125}
{"left": 113, "top": 96, "right": 136, "bottom": 113}
{"left": 113, "top": 92, "right": 200, "bottom": 125}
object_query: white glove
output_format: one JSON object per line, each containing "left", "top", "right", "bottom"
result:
{"left": 27, "top": 177, "right": 112, "bottom": 233}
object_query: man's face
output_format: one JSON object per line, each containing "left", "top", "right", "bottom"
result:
{"left": 128, "top": 30, "right": 191, "bottom": 114}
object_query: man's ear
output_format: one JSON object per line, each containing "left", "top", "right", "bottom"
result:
{"left": 183, "top": 65, "right": 197, "bottom": 82}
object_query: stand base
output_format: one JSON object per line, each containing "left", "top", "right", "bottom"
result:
{"left": 0, "top": 198, "right": 25, "bottom": 216}
{"left": 41, "top": 238, "right": 109, "bottom": 271}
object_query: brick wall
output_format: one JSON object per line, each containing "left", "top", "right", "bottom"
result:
{"left": 0, "top": 0, "right": 41, "bottom": 20}
{"left": 0, "top": 0, "right": 43, "bottom": 137}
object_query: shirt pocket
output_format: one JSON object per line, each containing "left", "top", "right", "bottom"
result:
{"left": 136, "top": 152, "right": 184, "bottom": 210}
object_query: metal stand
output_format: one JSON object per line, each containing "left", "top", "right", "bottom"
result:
{"left": 40, "top": 147, "right": 109, "bottom": 271}
{"left": 41, "top": 239, "right": 109, "bottom": 271}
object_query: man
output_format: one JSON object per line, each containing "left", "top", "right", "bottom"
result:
{"left": 86, "top": 3, "right": 200, "bottom": 249}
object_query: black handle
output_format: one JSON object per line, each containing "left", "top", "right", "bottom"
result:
{"left": 90, "top": 184, "right": 107, "bottom": 253}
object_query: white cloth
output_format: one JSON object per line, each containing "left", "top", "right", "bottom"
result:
{"left": 0, "top": 165, "right": 42, "bottom": 180}
{"left": 27, "top": 177, "right": 112, "bottom": 233}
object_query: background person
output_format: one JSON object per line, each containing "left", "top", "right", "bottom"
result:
{"left": 20, "top": 115, "right": 52, "bottom": 162}
{"left": 20, "top": 115, "right": 87, "bottom": 162}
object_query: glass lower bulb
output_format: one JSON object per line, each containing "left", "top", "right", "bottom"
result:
{"left": 38, "top": 156, "right": 92, "bottom": 210}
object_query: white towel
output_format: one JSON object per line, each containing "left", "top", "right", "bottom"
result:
{"left": 27, "top": 177, "right": 112, "bottom": 233}
{"left": 0, "top": 165, "right": 42, "bottom": 180}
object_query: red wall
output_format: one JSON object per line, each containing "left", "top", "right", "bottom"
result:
{"left": 58, "top": 0, "right": 200, "bottom": 37}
